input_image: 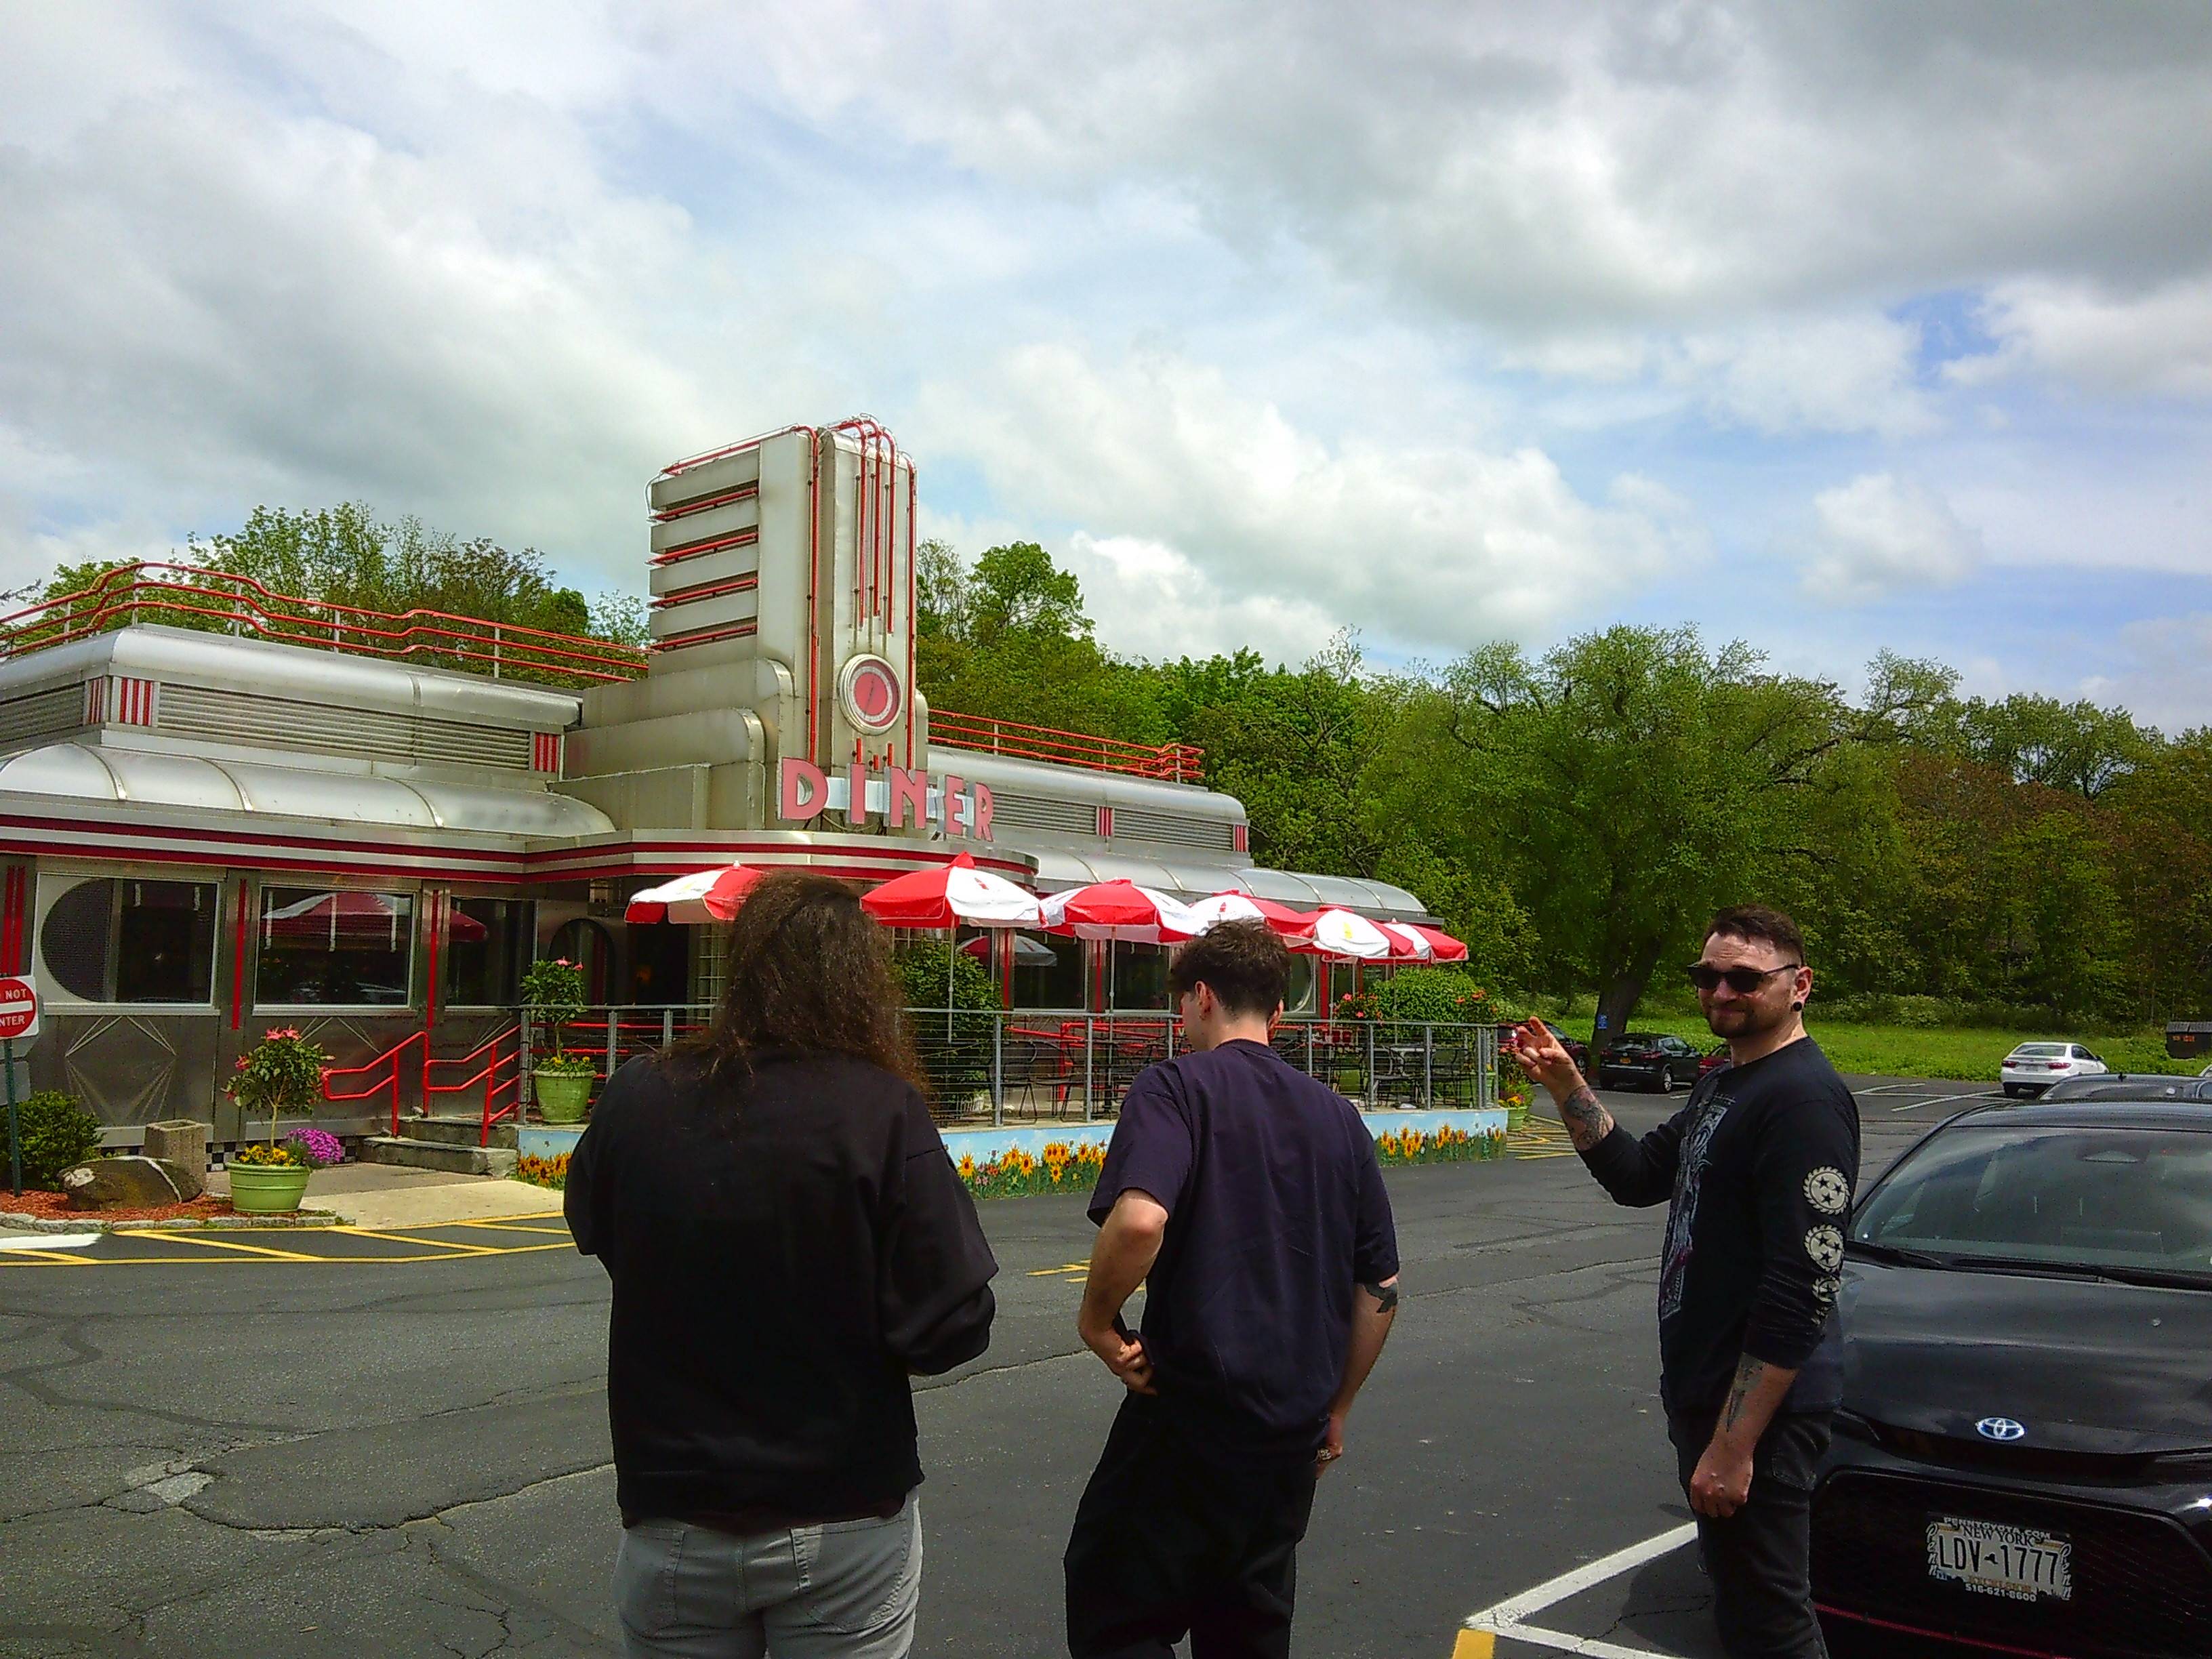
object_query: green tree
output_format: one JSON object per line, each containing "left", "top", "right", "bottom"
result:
{"left": 1389, "top": 628, "right": 1941, "bottom": 1048}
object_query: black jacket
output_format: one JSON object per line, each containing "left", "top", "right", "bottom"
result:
{"left": 1580, "top": 1037, "right": 1860, "bottom": 1415}
{"left": 567, "top": 1049, "right": 998, "bottom": 1524}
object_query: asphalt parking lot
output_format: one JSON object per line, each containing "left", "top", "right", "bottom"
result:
{"left": 0, "top": 1078, "right": 2004, "bottom": 1658}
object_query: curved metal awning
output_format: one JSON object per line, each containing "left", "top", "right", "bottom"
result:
{"left": 1024, "top": 847, "right": 1432, "bottom": 923}
{"left": 0, "top": 741, "right": 614, "bottom": 840}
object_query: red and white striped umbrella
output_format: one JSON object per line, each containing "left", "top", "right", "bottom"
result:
{"left": 860, "top": 852, "right": 1042, "bottom": 930}
{"left": 1303, "top": 907, "right": 1393, "bottom": 961}
{"left": 1377, "top": 922, "right": 1435, "bottom": 961}
{"left": 624, "top": 864, "right": 766, "bottom": 924}
{"left": 1410, "top": 924, "right": 1469, "bottom": 963}
{"left": 1040, "top": 880, "right": 1197, "bottom": 943}
{"left": 1172, "top": 892, "right": 1317, "bottom": 943}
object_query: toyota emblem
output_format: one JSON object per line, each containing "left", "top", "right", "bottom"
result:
{"left": 1975, "top": 1417, "right": 2027, "bottom": 1442}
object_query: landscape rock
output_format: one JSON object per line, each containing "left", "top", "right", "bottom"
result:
{"left": 60, "top": 1156, "right": 203, "bottom": 1210}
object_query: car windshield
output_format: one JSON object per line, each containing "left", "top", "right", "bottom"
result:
{"left": 1852, "top": 1123, "right": 2212, "bottom": 1283}
{"left": 2009, "top": 1044, "right": 2065, "bottom": 1059}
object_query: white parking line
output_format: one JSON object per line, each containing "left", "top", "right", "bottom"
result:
{"left": 0, "top": 1231, "right": 100, "bottom": 1251}
{"left": 1461, "top": 1521, "right": 1699, "bottom": 1658}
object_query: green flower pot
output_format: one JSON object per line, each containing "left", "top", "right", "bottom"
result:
{"left": 229, "top": 1164, "right": 310, "bottom": 1214}
{"left": 1506, "top": 1101, "right": 1532, "bottom": 1132}
{"left": 534, "top": 1071, "right": 594, "bottom": 1124}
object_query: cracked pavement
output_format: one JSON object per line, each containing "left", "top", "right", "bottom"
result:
{"left": 0, "top": 1086, "right": 1958, "bottom": 1656}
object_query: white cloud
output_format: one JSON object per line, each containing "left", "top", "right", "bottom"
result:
{"left": 2106, "top": 613, "right": 2212, "bottom": 733}
{"left": 915, "top": 343, "right": 1697, "bottom": 659}
{"left": 1801, "top": 474, "right": 1982, "bottom": 603}
{"left": 1957, "top": 277, "right": 2212, "bottom": 398}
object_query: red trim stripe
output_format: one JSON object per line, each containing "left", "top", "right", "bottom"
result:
{"left": 229, "top": 880, "right": 249, "bottom": 1030}
{"left": 649, "top": 573, "right": 759, "bottom": 610}
{"left": 1233, "top": 823, "right": 1249, "bottom": 853}
{"left": 83, "top": 678, "right": 107, "bottom": 725}
{"left": 1, "top": 864, "right": 23, "bottom": 973}
{"left": 1813, "top": 1604, "right": 2060, "bottom": 1658}
{"left": 649, "top": 527, "right": 761, "bottom": 567}
{"left": 531, "top": 732, "right": 561, "bottom": 774}
{"left": 1097, "top": 806, "right": 1113, "bottom": 838}
{"left": 651, "top": 483, "right": 759, "bottom": 523}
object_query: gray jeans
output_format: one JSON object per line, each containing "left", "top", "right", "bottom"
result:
{"left": 613, "top": 1494, "right": 922, "bottom": 1658}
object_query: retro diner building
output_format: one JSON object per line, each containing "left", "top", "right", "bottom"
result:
{"left": 0, "top": 421, "right": 1435, "bottom": 1145}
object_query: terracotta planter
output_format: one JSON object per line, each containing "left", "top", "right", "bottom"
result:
{"left": 229, "top": 1164, "right": 311, "bottom": 1214}
{"left": 534, "top": 1071, "right": 594, "bottom": 1124}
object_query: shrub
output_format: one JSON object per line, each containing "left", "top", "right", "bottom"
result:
{"left": 1, "top": 1090, "right": 105, "bottom": 1191}
{"left": 899, "top": 941, "right": 1000, "bottom": 1102}
{"left": 1372, "top": 968, "right": 1526, "bottom": 1025}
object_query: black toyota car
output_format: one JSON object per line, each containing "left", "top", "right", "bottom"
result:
{"left": 1813, "top": 1099, "right": 2212, "bottom": 1657}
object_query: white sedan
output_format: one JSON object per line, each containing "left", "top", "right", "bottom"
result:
{"left": 1999, "top": 1041, "right": 2109, "bottom": 1097}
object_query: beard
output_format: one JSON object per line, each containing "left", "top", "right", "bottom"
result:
{"left": 1705, "top": 998, "right": 1792, "bottom": 1040}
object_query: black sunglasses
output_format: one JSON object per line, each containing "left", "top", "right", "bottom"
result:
{"left": 1685, "top": 962, "right": 1803, "bottom": 994}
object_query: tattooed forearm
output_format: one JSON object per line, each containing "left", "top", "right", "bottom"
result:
{"left": 1360, "top": 1280, "right": 1399, "bottom": 1314}
{"left": 1721, "top": 1355, "right": 1767, "bottom": 1434}
{"left": 1557, "top": 1085, "right": 1616, "bottom": 1152}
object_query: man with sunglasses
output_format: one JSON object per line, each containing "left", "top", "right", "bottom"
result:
{"left": 1506, "top": 905, "right": 1858, "bottom": 1659}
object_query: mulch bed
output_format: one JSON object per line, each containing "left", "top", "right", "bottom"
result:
{"left": 0, "top": 1188, "right": 239, "bottom": 1225}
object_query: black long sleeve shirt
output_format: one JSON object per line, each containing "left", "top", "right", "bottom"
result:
{"left": 566, "top": 1049, "right": 998, "bottom": 1527}
{"left": 1580, "top": 1036, "right": 1860, "bottom": 1416}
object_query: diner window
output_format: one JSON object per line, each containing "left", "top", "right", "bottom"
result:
{"left": 256, "top": 886, "right": 414, "bottom": 1006}
{"left": 1107, "top": 943, "right": 1172, "bottom": 1011}
{"left": 443, "top": 898, "right": 531, "bottom": 1007}
{"left": 1012, "top": 933, "right": 1086, "bottom": 1010}
{"left": 1285, "top": 954, "right": 1316, "bottom": 1015}
{"left": 37, "top": 876, "right": 218, "bottom": 1004}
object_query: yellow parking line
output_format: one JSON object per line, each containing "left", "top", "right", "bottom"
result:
{"left": 0, "top": 1247, "right": 96, "bottom": 1265}
{"left": 442, "top": 1221, "right": 573, "bottom": 1235}
{"left": 128, "top": 1230, "right": 323, "bottom": 1261}
{"left": 1452, "top": 1632, "right": 1495, "bottom": 1659}
{"left": 327, "top": 1226, "right": 506, "bottom": 1255}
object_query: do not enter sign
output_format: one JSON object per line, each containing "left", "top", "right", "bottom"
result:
{"left": 0, "top": 978, "right": 38, "bottom": 1042}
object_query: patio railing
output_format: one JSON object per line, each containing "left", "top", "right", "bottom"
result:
{"left": 510, "top": 1006, "right": 1500, "bottom": 1129}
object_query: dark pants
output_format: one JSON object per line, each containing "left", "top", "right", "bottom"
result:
{"left": 1668, "top": 1410, "right": 1832, "bottom": 1659}
{"left": 1064, "top": 1396, "right": 1319, "bottom": 1659}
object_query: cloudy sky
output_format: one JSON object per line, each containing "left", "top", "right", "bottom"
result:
{"left": 3, "top": 3, "right": 2210, "bottom": 722}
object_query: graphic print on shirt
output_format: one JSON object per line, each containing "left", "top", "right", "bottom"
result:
{"left": 1658, "top": 1094, "right": 1731, "bottom": 1324}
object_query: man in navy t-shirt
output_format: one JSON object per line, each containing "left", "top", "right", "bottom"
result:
{"left": 1064, "top": 920, "right": 1399, "bottom": 1659}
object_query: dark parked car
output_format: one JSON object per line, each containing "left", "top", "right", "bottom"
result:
{"left": 1596, "top": 1032, "right": 1704, "bottom": 1092}
{"left": 1813, "top": 1100, "right": 2212, "bottom": 1656}
{"left": 2042, "top": 1073, "right": 2212, "bottom": 1105}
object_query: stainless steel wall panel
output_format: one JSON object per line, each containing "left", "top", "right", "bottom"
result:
{"left": 158, "top": 682, "right": 534, "bottom": 771}
{"left": 34, "top": 1011, "right": 223, "bottom": 1138}
{"left": 650, "top": 447, "right": 762, "bottom": 516}
{"left": 650, "top": 497, "right": 762, "bottom": 558}
{"left": 0, "top": 684, "right": 85, "bottom": 753}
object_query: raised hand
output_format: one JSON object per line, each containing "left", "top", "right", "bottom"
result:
{"left": 1504, "top": 1017, "right": 1584, "bottom": 1101}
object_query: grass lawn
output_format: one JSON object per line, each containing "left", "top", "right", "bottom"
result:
{"left": 1539, "top": 996, "right": 2198, "bottom": 1083}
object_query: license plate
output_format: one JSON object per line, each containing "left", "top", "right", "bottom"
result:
{"left": 1927, "top": 1516, "right": 2072, "bottom": 1602}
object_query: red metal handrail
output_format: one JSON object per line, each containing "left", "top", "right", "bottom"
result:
{"left": 0, "top": 562, "right": 649, "bottom": 685}
{"left": 424, "top": 1024, "right": 525, "bottom": 1147}
{"left": 929, "top": 710, "right": 1205, "bottom": 783}
{"left": 320, "top": 1029, "right": 428, "bottom": 1136}
{"left": 5, "top": 562, "right": 1210, "bottom": 782}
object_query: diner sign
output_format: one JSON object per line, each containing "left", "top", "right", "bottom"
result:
{"left": 778, "top": 756, "right": 996, "bottom": 841}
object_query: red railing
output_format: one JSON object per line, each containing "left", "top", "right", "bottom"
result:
{"left": 426, "top": 1025, "right": 525, "bottom": 1147}
{"left": 0, "top": 562, "right": 649, "bottom": 686}
{"left": 929, "top": 710, "right": 1205, "bottom": 783}
{"left": 321, "top": 1030, "right": 428, "bottom": 1136}
{"left": 5, "top": 562, "right": 1208, "bottom": 782}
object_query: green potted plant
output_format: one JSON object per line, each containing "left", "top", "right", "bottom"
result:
{"left": 523, "top": 958, "right": 594, "bottom": 1124}
{"left": 224, "top": 1027, "right": 332, "bottom": 1212}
